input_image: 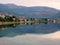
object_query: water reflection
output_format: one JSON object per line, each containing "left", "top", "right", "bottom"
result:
{"left": 0, "top": 22, "right": 41, "bottom": 30}
{"left": 0, "top": 22, "right": 60, "bottom": 45}
{"left": 0, "top": 31, "right": 60, "bottom": 45}
{"left": 0, "top": 22, "right": 60, "bottom": 37}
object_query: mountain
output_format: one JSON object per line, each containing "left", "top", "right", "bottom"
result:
{"left": 54, "top": 12, "right": 60, "bottom": 18}
{"left": 0, "top": 3, "right": 60, "bottom": 18}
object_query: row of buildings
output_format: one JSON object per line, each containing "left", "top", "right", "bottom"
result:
{"left": 0, "top": 13, "right": 60, "bottom": 23}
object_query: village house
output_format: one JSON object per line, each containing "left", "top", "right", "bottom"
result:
{"left": 0, "top": 13, "right": 5, "bottom": 18}
{"left": 18, "top": 16, "right": 27, "bottom": 22}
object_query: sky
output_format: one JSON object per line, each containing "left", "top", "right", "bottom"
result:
{"left": 0, "top": 0, "right": 60, "bottom": 9}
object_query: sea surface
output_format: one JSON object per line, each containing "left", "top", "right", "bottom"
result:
{"left": 0, "top": 23, "right": 60, "bottom": 45}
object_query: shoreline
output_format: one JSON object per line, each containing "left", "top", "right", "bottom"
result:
{"left": 0, "top": 22, "right": 23, "bottom": 25}
{"left": 0, "top": 21, "right": 35, "bottom": 25}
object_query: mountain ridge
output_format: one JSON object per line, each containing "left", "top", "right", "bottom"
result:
{"left": 0, "top": 3, "right": 60, "bottom": 18}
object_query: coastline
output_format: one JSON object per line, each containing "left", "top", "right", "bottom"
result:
{"left": 0, "top": 22, "right": 22, "bottom": 25}
{"left": 0, "top": 21, "right": 35, "bottom": 25}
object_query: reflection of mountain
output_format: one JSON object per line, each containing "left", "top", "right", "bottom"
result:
{"left": 0, "top": 4, "right": 60, "bottom": 18}
{"left": 0, "top": 23, "right": 60, "bottom": 37}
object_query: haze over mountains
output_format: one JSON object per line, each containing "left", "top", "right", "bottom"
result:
{"left": 0, "top": 3, "right": 60, "bottom": 18}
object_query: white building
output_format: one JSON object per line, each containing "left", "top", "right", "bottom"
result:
{"left": 0, "top": 13, "right": 5, "bottom": 18}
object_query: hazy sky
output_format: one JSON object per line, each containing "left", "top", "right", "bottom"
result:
{"left": 0, "top": 0, "right": 60, "bottom": 9}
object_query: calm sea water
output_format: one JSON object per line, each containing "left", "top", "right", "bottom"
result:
{"left": 0, "top": 23, "right": 60, "bottom": 45}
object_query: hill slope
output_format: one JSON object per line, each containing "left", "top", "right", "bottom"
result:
{"left": 0, "top": 4, "right": 60, "bottom": 18}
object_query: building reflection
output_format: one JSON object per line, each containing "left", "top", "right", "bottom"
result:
{"left": 0, "top": 21, "right": 59, "bottom": 30}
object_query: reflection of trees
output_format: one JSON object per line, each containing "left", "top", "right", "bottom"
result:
{"left": 0, "top": 23, "right": 60, "bottom": 37}
{"left": 0, "top": 24, "right": 18, "bottom": 30}
{"left": 0, "top": 22, "right": 57, "bottom": 30}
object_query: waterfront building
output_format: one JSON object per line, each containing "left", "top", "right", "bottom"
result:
{"left": 0, "top": 13, "right": 5, "bottom": 18}
{"left": 18, "top": 16, "right": 27, "bottom": 22}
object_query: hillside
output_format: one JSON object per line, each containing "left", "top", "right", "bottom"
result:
{"left": 0, "top": 4, "right": 60, "bottom": 18}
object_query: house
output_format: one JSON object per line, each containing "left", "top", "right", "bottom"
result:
{"left": 18, "top": 16, "right": 27, "bottom": 22}
{"left": 0, "top": 13, "right": 5, "bottom": 18}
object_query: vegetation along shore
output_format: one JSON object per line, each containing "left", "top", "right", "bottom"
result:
{"left": 0, "top": 13, "right": 60, "bottom": 25}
